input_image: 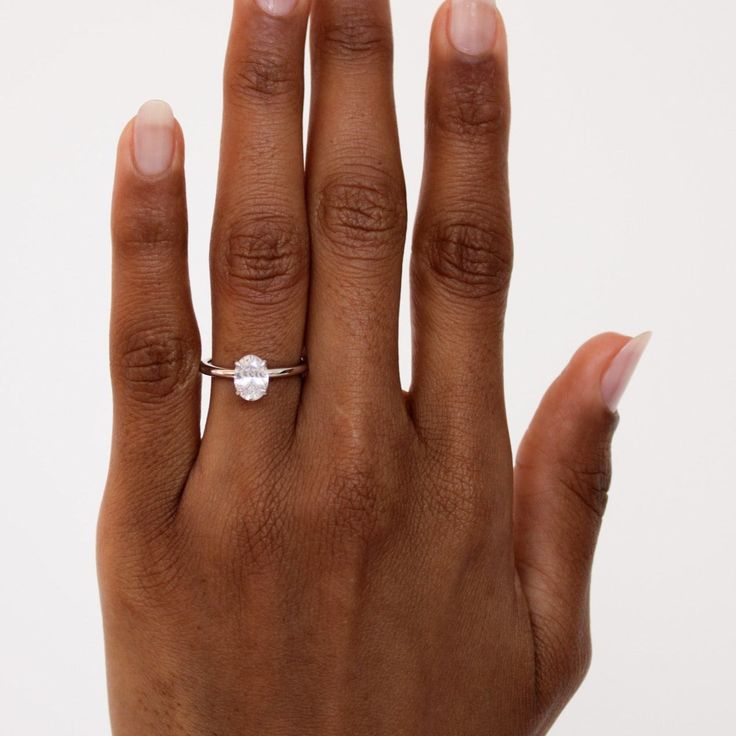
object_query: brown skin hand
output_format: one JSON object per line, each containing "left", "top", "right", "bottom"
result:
{"left": 99, "top": 1, "right": 633, "bottom": 734}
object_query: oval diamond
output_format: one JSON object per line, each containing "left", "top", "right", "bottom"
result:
{"left": 234, "top": 355, "right": 269, "bottom": 401}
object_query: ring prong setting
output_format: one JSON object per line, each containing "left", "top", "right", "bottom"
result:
{"left": 200, "top": 355, "right": 306, "bottom": 400}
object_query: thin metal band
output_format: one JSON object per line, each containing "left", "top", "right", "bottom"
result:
{"left": 200, "top": 360, "right": 307, "bottom": 380}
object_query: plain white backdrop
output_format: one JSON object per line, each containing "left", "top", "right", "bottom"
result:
{"left": 1, "top": 0, "right": 734, "bottom": 732}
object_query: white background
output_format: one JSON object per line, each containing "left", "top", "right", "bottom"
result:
{"left": 1, "top": 0, "right": 734, "bottom": 733}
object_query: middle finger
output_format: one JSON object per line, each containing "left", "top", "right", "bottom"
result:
{"left": 304, "top": 0, "right": 407, "bottom": 413}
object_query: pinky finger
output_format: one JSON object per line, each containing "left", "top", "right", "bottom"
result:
{"left": 106, "top": 100, "right": 201, "bottom": 524}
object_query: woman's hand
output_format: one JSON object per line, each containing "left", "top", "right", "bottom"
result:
{"left": 99, "top": 1, "right": 648, "bottom": 733}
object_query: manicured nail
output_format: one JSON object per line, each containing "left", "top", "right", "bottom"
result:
{"left": 449, "top": 0, "right": 498, "bottom": 56}
{"left": 134, "top": 100, "right": 175, "bottom": 176}
{"left": 255, "top": 0, "right": 298, "bottom": 16}
{"left": 601, "top": 332, "right": 652, "bottom": 412}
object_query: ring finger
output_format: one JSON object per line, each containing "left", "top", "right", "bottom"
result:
{"left": 208, "top": 0, "right": 311, "bottom": 439}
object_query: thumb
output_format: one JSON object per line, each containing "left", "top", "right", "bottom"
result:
{"left": 514, "top": 332, "right": 651, "bottom": 717}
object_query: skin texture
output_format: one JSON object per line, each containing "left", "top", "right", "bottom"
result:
{"left": 99, "top": 1, "right": 638, "bottom": 733}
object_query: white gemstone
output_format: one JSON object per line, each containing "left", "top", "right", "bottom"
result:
{"left": 234, "top": 355, "right": 269, "bottom": 401}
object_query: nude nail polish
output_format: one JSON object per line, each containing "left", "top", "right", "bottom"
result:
{"left": 449, "top": 0, "right": 498, "bottom": 56}
{"left": 601, "top": 333, "right": 652, "bottom": 412}
{"left": 255, "top": 0, "right": 298, "bottom": 16}
{"left": 134, "top": 100, "right": 175, "bottom": 176}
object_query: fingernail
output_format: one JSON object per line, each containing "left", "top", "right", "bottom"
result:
{"left": 255, "top": 0, "right": 298, "bottom": 16}
{"left": 449, "top": 0, "right": 498, "bottom": 56}
{"left": 601, "top": 332, "right": 652, "bottom": 412}
{"left": 134, "top": 100, "right": 175, "bottom": 176}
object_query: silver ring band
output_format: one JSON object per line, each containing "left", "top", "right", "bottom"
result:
{"left": 200, "top": 361, "right": 307, "bottom": 380}
{"left": 200, "top": 354, "right": 307, "bottom": 402}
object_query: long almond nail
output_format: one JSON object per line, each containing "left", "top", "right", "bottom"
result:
{"left": 449, "top": 0, "right": 498, "bottom": 56}
{"left": 601, "top": 333, "right": 652, "bottom": 412}
{"left": 256, "top": 0, "right": 298, "bottom": 16}
{"left": 134, "top": 100, "right": 175, "bottom": 176}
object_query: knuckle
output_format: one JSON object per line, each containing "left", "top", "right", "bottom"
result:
{"left": 315, "top": 171, "right": 406, "bottom": 263}
{"left": 420, "top": 215, "right": 512, "bottom": 299}
{"left": 434, "top": 68, "right": 508, "bottom": 140}
{"left": 301, "top": 422, "right": 398, "bottom": 549}
{"left": 315, "top": 10, "right": 392, "bottom": 61}
{"left": 215, "top": 214, "right": 307, "bottom": 304}
{"left": 534, "top": 623, "right": 593, "bottom": 712}
{"left": 226, "top": 52, "right": 299, "bottom": 104}
{"left": 555, "top": 638, "right": 592, "bottom": 695}
{"left": 112, "top": 327, "right": 200, "bottom": 403}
